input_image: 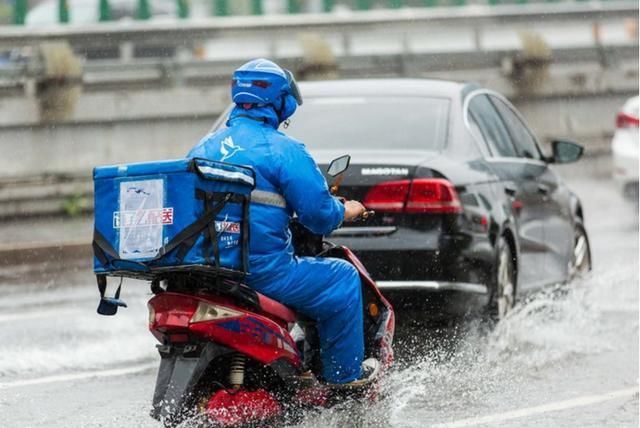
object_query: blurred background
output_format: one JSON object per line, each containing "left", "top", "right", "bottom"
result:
{"left": 0, "top": 0, "right": 637, "bottom": 229}
{"left": 0, "top": 1, "right": 637, "bottom": 426}
{"left": 0, "top": 0, "right": 637, "bottom": 225}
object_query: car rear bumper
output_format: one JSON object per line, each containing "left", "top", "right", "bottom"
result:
{"left": 329, "top": 226, "right": 494, "bottom": 319}
{"left": 380, "top": 285, "right": 490, "bottom": 321}
{"left": 330, "top": 226, "right": 440, "bottom": 251}
{"left": 376, "top": 281, "right": 489, "bottom": 320}
{"left": 330, "top": 227, "right": 493, "bottom": 285}
{"left": 376, "top": 280, "right": 487, "bottom": 295}
{"left": 612, "top": 130, "right": 639, "bottom": 191}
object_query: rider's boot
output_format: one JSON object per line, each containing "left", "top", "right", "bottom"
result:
{"left": 333, "top": 358, "right": 380, "bottom": 389}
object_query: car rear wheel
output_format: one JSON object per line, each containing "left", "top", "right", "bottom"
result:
{"left": 487, "top": 238, "right": 516, "bottom": 322}
{"left": 569, "top": 222, "right": 592, "bottom": 279}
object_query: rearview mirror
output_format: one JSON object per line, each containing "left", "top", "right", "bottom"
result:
{"left": 327, "top": 155, "right": 351, "bottom": 177}
{"left": 549, "top": 140, "right": 584, "bottom": 164}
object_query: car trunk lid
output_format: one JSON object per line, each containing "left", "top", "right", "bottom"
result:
{"left": 315, "top": 150, "right": 461, "bottom": 232}
{"left": 316, "top": 149, "right": 437, "bottom": 201}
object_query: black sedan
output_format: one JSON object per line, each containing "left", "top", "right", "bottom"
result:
{"left": 213, "top": 78, "right": 592, "bottom": 321}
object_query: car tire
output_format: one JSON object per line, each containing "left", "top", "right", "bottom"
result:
{"left": 486, "top": 237, "right": 516, "bottom": 322}
{"left": 569, "top": 221, "right": 592, "bottom": 279}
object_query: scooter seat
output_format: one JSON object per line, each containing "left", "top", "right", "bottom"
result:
{"left": 256, "top": 292, "right": 297, "bottom": 324}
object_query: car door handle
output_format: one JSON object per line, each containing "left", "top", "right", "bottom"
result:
{"left": 537, "top": 184, "right": 550, "bottom": 195}
{"left": 504, "top": 185, "right": 517, "bottom": 197}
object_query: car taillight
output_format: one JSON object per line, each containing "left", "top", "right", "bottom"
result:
{"left": 406, "top": 179, "right": 463, "bottom": 213}
{"left": 361, "top": 180, "right": 410, "bottom": 213}
{"left": 364, "top": 178, "right": 462, "bottom": 214}
{"left": 616, "top": 112, "right": 639, "bottom": 129}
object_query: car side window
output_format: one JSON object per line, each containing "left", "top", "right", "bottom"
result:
{"left": 490, "top": 96, "right": 543, "bottom": 161}
{"left": 467, "top": 112, "right": 492, "bottom": 157}
{"left": 467, "top": 94, "right": 517, "bottom": 158}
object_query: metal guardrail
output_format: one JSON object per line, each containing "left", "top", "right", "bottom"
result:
{"left": 0, "top": 2, "right": 636, "bottom": 94}
{"left": 0, "top": 42, "right": 636, "bottom": 96}
{"left": 1, "top": 44, "right": 636, "bottom": 91}
{"left": 6, "top": 0, "right": 637, "bottom": 26}
{"left": 0, "top": 2, "right": 637, "bottom": 49}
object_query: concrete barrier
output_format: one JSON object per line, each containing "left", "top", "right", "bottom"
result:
{"left": 0, "top": 19, "right": 636, "bottom": 217}
{"left": 0, "top": 62, "right": 636, "bottom": 179}
{"left": 0, "top": 240, "right": 91, "bottom": 267}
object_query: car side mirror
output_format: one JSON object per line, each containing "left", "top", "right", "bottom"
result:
{"left": 549, "top": 140, "right": 584, "bottom": 164}
{"left": 327, "top": 155, "right": 351, "bottom": 177}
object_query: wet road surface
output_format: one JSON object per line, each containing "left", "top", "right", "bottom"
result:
{"left": 0, "top": 156, "right": 637, "bottom": 427}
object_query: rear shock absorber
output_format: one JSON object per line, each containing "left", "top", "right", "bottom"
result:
{"left": 229, "top": 353, "right": 246, "bottom": 389}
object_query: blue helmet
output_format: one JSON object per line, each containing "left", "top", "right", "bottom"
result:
{"left": 231, "top": 58, "right": 303, "bottom": 123}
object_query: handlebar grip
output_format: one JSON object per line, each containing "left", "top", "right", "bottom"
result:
{"left": 361, "top": 210, "right": 376, "bottom": 220}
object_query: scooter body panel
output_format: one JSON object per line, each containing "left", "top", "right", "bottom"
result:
{"left": 330, "top": 245, "right": 395, "bottom": 370}
{"left": 149, "top": 292, "right": 301, "bottom": 367}
{"left": 189, "top": 314, "right": 300, "bottom": 367}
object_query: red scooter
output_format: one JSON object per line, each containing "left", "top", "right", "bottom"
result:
{"left": 144, "top": 157, "right": 395, "bottom": 427}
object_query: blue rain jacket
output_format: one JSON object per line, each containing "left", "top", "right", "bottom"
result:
{"left": 187, "top": 105, "right": 364, "bottom": 383}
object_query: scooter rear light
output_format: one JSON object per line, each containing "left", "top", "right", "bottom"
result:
{"left": 190, "top": 301, "right": 243, "bottom": 324}
{"left": 616, "top": 112, "right": 639, "bottom": 129}
{"left": 148, "top": 294, "right": 199, "bottom": 330}
{"left": 168, "top": 333, "right": 189, "bottom": 343}
{"left": 364, "top": 178, "right": 462, "bottom": 214}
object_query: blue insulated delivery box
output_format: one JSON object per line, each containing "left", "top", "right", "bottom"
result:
{"left": 93, "top": 158, "right": 255, "bottom": 277}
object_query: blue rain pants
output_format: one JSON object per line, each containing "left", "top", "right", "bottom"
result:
{"left": 187, "top": 105, "right": 364, "bottom": 383}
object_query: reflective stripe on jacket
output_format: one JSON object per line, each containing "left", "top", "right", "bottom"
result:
{"left": 187, "top": 106, "right": 345, "bottom": 281}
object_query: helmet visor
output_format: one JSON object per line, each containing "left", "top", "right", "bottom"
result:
{"left": 284, "top": 69, "right": 303, "bottom": 105}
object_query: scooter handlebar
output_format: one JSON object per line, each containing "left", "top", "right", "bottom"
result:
{"left": 360, "top": 210, "right": 376, "bottom": 220}
{"left": 337, "top": 197, "right": 374, "bottom": 222}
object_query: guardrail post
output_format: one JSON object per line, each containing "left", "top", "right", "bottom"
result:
{"left": 356, "top": 0, "right": 371, "bottom": 10}
{"left": 13, "top": 0, "right": 27, "bottom": 25}
{"left": 214, "top": 0, "right": 228, "bottom": 16}
{"left": 323, "top": 0, "right": 334, "bottom": 12}
{"left": 178, "top": 0, "right": 189, "bottom": 18}
{"left": 287, "top": 0, "right": 300, "bottom": 13}
{"left": 13, "top": 0, "right": 27, "bottom": 24}
{"left": 473, "top": 26, "right": 481, "bottom": 50}
{"left": 251, "top": 0, "right": 263, "bottom": 15}
{"left": 58, "top": 0, "right": 69, "bottom": 23}
{"left": 99, "top": 0, "right": 112, "bottom": 21}
{"left": 136, "top": 0, "right": 151, "bottom": 19}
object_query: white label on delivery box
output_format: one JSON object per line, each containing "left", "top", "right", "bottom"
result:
{"left": 113, "top": 208, "right": 173, "bottom": 229}
{"left": 117, "top": 179, "right": 167, "bottom": 260}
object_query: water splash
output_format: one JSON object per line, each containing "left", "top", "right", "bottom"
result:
{"left": 290, "top": 259, "right": 638, "bottom": 427}
{"left": 0, "top": 284, "right": 157, "bottom": 379}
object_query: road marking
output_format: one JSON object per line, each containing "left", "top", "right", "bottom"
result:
{"left": 0, "top": 363, "right": 156, "bottom": 390}
{"left": 433, "top": 387, "right": 639, "bottom": 428}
